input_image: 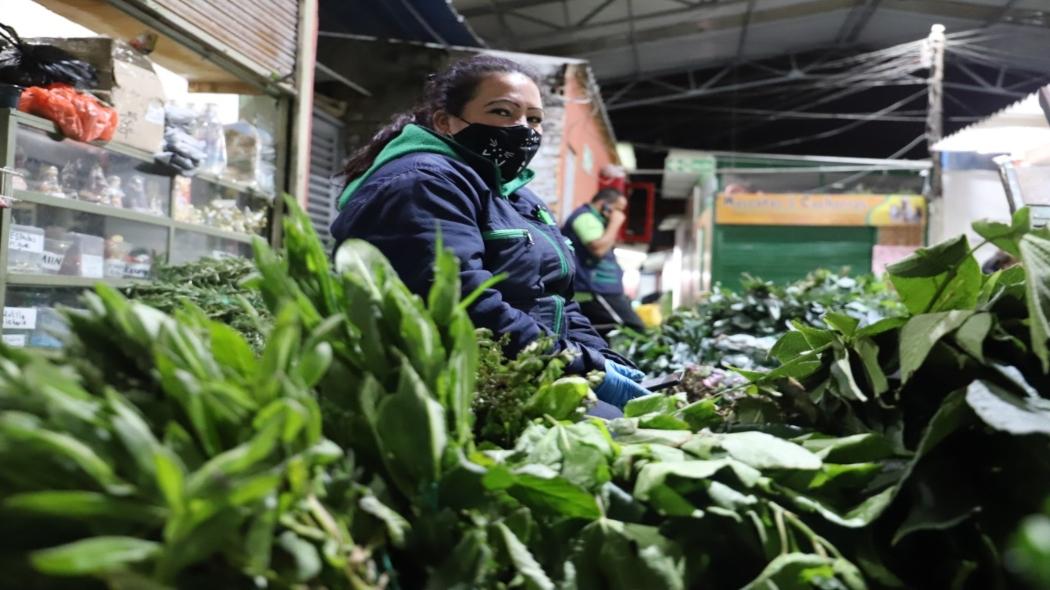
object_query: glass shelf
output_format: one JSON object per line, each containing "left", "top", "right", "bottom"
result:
{"left": 14, "top": 125, "right": 171, "bottom": 217}
{"left": 170, "top": 229, "right": 253, "bottom": 265}
{"left": 8, "top": 202, "right": 167, "bottom": 280}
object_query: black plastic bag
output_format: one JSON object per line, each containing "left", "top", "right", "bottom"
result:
{"left": 0, "top": 23, "right": 98, "bottom": 88}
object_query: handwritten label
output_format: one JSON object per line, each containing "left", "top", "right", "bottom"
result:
{"left": 41, "top": 251, "right": 65, "bottom": 274}
{"left": 9, "top": 230, "right": 44, "bottom": 253}
{"left": 2, "top": 334, "right": 26, "bottom": 347}
{"left": 80, "top": 255, "right": 104, "bottom": 278}
{"left": 125, "top": 262, "right": 151, "bottom": 279}
{"left": 3, "top": 307, "right": 37, "bottom": 330}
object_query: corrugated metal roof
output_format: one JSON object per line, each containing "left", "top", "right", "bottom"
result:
{"left": 321, "top": 0, "right": 481, "bottom": 47}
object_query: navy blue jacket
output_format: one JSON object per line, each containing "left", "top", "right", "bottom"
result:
{"left": 330, "top": 126, "right": 629, "bottom": 375}
{"left": 562, "top": 204, "right": 626, "bottom": 296}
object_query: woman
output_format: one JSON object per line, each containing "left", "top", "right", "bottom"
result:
{"left": 330, "top": 55, "right": 649, "bottom": 417}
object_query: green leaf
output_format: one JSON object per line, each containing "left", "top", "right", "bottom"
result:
{"left": 855, "top": 316, "right": 907, "bottom": 338}
{"left": 334, "top": 239, "right": 394, "bottom": 300}
{"left": 1019, "top": 231, "right": 1050, "bottom": 372}
{"left": 965, "top": 380, "right": 1050, "bottom": 436}
{"left": 830, "top": 347, "right": 867, "bottom": 402}
{"left": 208, "top": 322, "right": 258, "bottom": 378}
{"left": 502, "top": 466, "right": 602, "bottom": 519}
{"left": 0, "top": 413, "right": 131, "bottom": 495}
{"left": 899, "top": 310, "right": 975, "bottom": 383}
{"left": 676, "top": 398, "right": 722, "bottom": 431}
{"left": 741, "top": 553, "right": 866, "bottom": 590}
{"left": 428, "top": 242, "right": 461, "bottom": 327}
{"left": 297, "top": 342, "right": 333, "bottom": 388}
{"left": 783, "top": 485, "right": 897, "bottom": 527}
{"left": 770, "top": 331, "right": 813, "bottom": 363}
{"left": 426, "top": 528, "right": 493, "bottom": 590}
{"left": 4, "top": 491, "right": 164, "bottom": 524}
{"left": 623, "top": 393, "right": 676, "bottom": 418}
{"left": 973, "top": 207, "right": 1029, "bottom": 257}
{"left": 526, "top": 377, "right": 591, "bottom": 420}
{"left": 719, "top": 431, "right": 822, "bottom": 470}
{"left": 825, "top": 312, "right": 860, "bottom": 337}
{"left": 889, "top": 234, "right": 981, "bottom": 314}
{"left": 31, "top": 537, "right": 161, "bottom": 576}
{"left": 954, "top": 312, "right": 992, "bottom": 363}
{"left": 276, "top": 531, "right": 322, "bottom": 582}
{"left": 790, "top": 321, "right": 836, "bottom": 350}
{"left": 854, "top": 337, "right": 888, "bottom": 396}
{"left": 375, "top": 356, "right": 448, "bottom": 497}
{"left": 797, "top": 433, "right": 898, "bottom": 463}
{"left": 495, "top": 522, "right": 555, "bottom": 590}
{"left": 359, "top": 494, "right": 412, "bottom": 549}
{"left": 154, "top": 449, "right": 185, "bottom": 511}
{"left": 566, "top": 519, "right": 685, "bottom": 590}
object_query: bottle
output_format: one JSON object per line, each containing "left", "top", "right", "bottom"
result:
{"left": 198, "top": 104, "right": 227, "bottom": 176}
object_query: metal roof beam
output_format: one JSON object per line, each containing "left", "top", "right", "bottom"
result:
{"left": 576, "top": 0, "right": 618, "bottom": 28}
{"left": 459, "top": 0, "right": 562, "bottom": 18}
{"left": 735, "top": 0, "right": 758, "bottom": 61}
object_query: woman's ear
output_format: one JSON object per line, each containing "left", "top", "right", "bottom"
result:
{"left": 432, "top": 110, "right": 452, "bottom": 136}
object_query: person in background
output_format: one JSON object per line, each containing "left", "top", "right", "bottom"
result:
{"left": 562, "top": 188, "right": 647, "bottom": 334}
{"left": 329, "top": 55, "right": 650, "bottom": 417}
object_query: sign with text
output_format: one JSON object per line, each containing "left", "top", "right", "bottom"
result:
{"left": 715, "top": 193, "right": 926, "bottom": 227}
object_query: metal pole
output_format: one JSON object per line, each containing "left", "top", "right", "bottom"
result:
{"left": 925, "top": 24, "right": 946, "bottom": 243}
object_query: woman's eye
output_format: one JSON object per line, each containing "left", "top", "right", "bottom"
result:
{"left": 491, "top": 108, "right": 512, "bottom": 117}
{"left": 528, "top": 117, "right": 543, "bottom": 125}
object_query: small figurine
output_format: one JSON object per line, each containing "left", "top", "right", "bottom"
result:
{"left": 59, "top": 161, "right": 80, "bottom": 199}
{"left": 102, "top": 176, "right": 125, "bottom": 208}
{"left": 125, "top": 175, "right": 150, "bottom": 211}
{"left": 38, "top": 165, "right": 65, "bottom": 198}
{"left": 79, "top": 164, "right": 108, "bottom": 204}
{"left": 11, "top": 168, "right": 29, "bottom": 192}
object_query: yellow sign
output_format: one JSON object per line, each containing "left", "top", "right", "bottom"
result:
{"left": 715, "top": 193, "right": 926, "bottom": 227}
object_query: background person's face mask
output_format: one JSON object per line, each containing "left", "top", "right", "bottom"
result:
{"left": 451, "top": 118, "right": 542, "bottom": 182}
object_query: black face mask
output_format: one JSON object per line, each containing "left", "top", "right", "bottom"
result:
{"left": 451, "top": 118, "right": 542, "bottom": 182}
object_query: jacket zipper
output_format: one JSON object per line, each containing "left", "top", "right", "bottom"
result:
{"left": 529, "top": 222, "right": 569, "bottom": 279}
{"left": 552, "top": 294, "right": 565, "bottom": 336}
{"left": 482, "top": 228, "right": 533, "bottom": 245}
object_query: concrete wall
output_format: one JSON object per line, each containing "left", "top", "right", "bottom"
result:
{"left": 555, "top": 65, "right": 618, "bottom": 221}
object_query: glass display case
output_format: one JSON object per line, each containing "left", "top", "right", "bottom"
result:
{"left": 0, "top": 109, "right": 272, "bottom": 349}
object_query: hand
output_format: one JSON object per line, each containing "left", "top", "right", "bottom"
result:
{"left": 607, "top": 208, "right": 627, "bottom": 227}
{"left": 594, "top": 360, "right": 651, "bottom": 409}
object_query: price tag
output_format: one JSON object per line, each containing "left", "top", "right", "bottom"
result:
{"left": 105, "top": 258, "right": 127, "bottom": 278}
{"left": 125, "top": 262, "right": 151, "bottom": 279}
{"left": 9, "top": 229, "right": 44, "bottom": 253}
{"left": 3, "top": 307, "right": 37, "bottom": 330}
{"left": 2, "top": 334, "right": 26, "bottom": 347}
{"left": 80, "top": 255, "right": 104, "bottom": 278}
{"left": 41, "top": 250, "right": 65, "bottom": 274}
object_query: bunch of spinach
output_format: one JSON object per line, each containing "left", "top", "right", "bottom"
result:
{"left": 736, "top": 208, "right": 1050, "bottom": 589}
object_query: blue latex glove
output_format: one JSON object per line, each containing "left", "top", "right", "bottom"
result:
{"left": 595, "top": 360, "right": 651, "bottom": 409}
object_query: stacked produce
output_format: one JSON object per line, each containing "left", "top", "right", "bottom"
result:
{"left": 0, "top": 200, "right": 1047, "bottom": 589}
{"left": 613, "top": 269, "right": 903, "bottom": 376}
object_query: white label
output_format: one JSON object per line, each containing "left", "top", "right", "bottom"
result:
{"left": 80, "top": 255, "right": 104, "bottom": 278}
{"left": 4, "top": 307, "right": 37, "bottom": 330}
{"left": 125, "top": 262, "right": 151, "bottom": 279}
{"left": 105, "top": 258, "right": 127, "bottom": 278}
{"left": 41, "top": 251, "right": 65, "bottom": 274}
{"left": 9, "top": 230, "right": 44, "bottom": 253}
{"left": 2, "top": 334, "right": 26, "bottom": 347}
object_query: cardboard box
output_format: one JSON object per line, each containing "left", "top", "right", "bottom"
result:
{"left": 30, "top": 37, "right": 166, "bottom": 153}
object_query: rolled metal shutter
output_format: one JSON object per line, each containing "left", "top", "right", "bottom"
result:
{"left": 712, "top": 226, "right": 877, "bottom": 287}
{"left": 308, "top": 111, "right": 345, "bottom": 251}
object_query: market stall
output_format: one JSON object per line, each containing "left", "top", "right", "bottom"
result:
{"left": 0, "top": 0, "right": 316, "bottom": 349}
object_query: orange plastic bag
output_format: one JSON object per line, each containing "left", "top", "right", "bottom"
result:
{"left": 18, "top": 84, "right": 118, "bottom": 143}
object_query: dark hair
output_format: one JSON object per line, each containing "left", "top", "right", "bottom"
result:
{"left": 592, "top": 188, "right": 625, "bottom": 204}
{"left": 341, "top": 55, "right": 541, "bottom": 183}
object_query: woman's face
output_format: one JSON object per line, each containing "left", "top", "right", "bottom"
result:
{"left": 434, "top": 72, "right": 544, "bottom": 136}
